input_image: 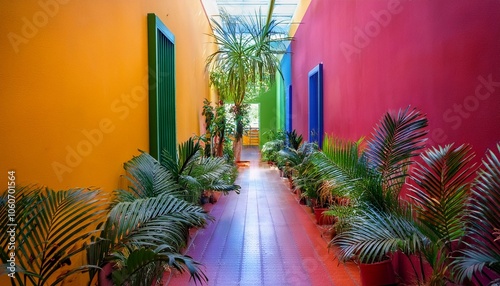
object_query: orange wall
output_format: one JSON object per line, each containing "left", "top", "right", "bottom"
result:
{"left": 0, "top": 0, "right": 215, "bottom": 193}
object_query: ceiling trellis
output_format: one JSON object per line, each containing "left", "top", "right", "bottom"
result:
{"left": 202, "top": 0, "right": 299, "bottom": 34}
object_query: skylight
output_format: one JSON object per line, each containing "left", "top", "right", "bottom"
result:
{"left": 202, "top": 0, "right": 300, "bottom": 34}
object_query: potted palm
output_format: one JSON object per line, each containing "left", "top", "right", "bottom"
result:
{"left": 331, "top": 142, "right": 499, "bottom": 285}
{"left": 206, "top": 2, "right": 291, "bottom": 162}
{"left": 312, "top": 106, "right": 428, "bottom": 285}
{"left": 88, "top": 148, "right": 218, "bottom": 286}
{"left": 278, "top": 141, "right": 318, "bottom": 191}
{"left": 317, "top": 111, "right": 499, "bottom": 285}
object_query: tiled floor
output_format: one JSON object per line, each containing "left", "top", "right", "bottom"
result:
{"left": 167, "top": 147, "right": 360, "bottom": 286}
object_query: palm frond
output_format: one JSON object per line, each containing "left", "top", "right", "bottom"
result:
{"left": 286, "top": 130, "right": 303, "bottom": 150}
{"left": 103, "top": 194, "right": 210, "bottom": 252}
{"left": 366, "top": 106, "right": 428, "bottom": 193}
{"left": 118, "top": 151, "right": 182, "bottom": 203}
{"left": 111, "top": 248, "right": 207, "bottom": 286}
{"left": 408, "top": 144, "right": 475, "bottom": 247}
{"left": 0, "top": 185, "right": 105, "bottom": 286}
{"left": 89, "top": 193, "right": 212, "bottom": 284}
{"left": 453, "top": 143, "right": 500, "bottom": 283}
{"left": 158, "top": 138, "right": 240, "bottom": 203}
{"left": 332, "top": 207, "right": 428, "bottom": 264}
{"left": 311, "top": 136, "right": 367, "bottom": 198}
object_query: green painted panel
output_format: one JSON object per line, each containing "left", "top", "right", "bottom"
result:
{"left": 258, "top": 82, "right": 278, "bottom": 148}
{"left": 147, "top": 13, "right": 177, "bottom": 160}
{"left": 277, "top": 76, "right": 286, "bottom": 131}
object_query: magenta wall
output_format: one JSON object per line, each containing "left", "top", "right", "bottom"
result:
{"left": 291, "top": 0, "right": 500, "bottom": 157}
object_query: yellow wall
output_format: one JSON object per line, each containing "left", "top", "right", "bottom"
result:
{"left": 289, "top": 0, "right": 312, "bottom": 37}
{"left": 0, "top": 0, "right": 216, "bottom": 193}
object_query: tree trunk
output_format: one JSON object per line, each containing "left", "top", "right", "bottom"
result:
{"left": 233, "top": 107, "right": 244, "bottom": 162}
{"left": 233, "top": 137, "right": 242, "bottom": 162}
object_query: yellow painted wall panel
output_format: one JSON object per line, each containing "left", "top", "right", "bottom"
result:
{"left": 289, "top": 0, "right": 312, "bottom": 37}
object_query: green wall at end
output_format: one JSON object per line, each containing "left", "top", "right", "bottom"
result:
{"left": 277, "top": 76, "right": 286, "bottom": 131}
{"left": 258, "top": 82, "right": 278, "bottom": 148}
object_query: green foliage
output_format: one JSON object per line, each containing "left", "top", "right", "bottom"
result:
{"left": 201, "top": 98, "right": 215, "bottom": 157}
{"left": 453, "top": 143, "right": 500, "bottom": 283}
{"left": 206, "top": 7, "right": 291, "bottom": 151}
{"left": 206, "top": 10, "right": 290, "bottom": 107}
{"left": 365, "top": 106, "right": 428, "bottom": 211}
{"left": 311, "top": 136, "right": 367, "bottom": 202}
{"left": 332, "top": 207, "right": 428, "bottom": 264}
{"left": 88, "top": 193, "right": 210, "bottom": 286}
{"left": 313, "top": 107, "right": 429, "bottom": 266}
{"left": 406, "top": 144, "right": 476, "bottom": 284}
{"left": 88, "top": 137, "right": 240, "bottom": 285}
{"left": 162, "top": 139, "right": 238, "bottom": 203}
{"left": 264, "top": 129, "right": 286, "bottom": 142}
{"left": 286, "top": 130, "right": 303, "bottom": 150}
{"left": 0, "top": 186, "right": 105, "bottom": 286}
{"left": 277, "top": 142, "right": 321, "bottom": 202}
{"left": 261, "top": 139, "right": 284, "bottom": 163}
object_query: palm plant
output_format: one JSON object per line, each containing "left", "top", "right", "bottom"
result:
{"left": 312, "top": 106, "right": 428, "bottom": 213}
{"left": 201, "top": 98, "right": 227, "bottom": 158}
{"left": 88, "top": 193, "right": 210, "bottom": 286}
{"left": 88, "top": 146, "right": 223, "bottom": 285}
{"left": 262, "top": 139, "right": 285, "bottom": 164}
{"left": 407, "top": 144, "right": 477, "bottom": 285}
{"left": 0, "top": 185, "right": 105, "bottom": 286}
{"left": 311, "top": 136, "right": 367, "bottom": 204}
{"left": 206, "top": 1, "right": 291, "bottom": 161}
{"left": 278, "top": 141, "right": 318, "bottom": 180}
{"left": 285, "top": 129, "right": 303, "bottom": 150}
{"left": 332, "top": 206, "right": 428, "bottom": 264}
{"left": 453, "top": 143, "right": 500, "bottom": 284}
{"left": 159, "top": 137, "right": 240, "bottom": 204}
{"left": 315, "top": 107, "right": 428, "bottom": 269}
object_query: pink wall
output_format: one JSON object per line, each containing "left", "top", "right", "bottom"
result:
{"left": 291, "top": 0, "right": 500, "bottom": 158}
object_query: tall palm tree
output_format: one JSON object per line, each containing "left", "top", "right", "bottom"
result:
{"left": 206, "top": 1, "right": 291, "bottom": 161}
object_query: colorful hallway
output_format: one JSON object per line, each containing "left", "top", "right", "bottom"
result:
{"left": 167, "top": 146, "right": 360, "bottom": 286}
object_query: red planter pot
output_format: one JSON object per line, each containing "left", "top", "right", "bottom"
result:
{"left": 359, "top": 258, "right": 397, "bottom": 286}
{"left": 313, "top": 207, "right": 335, "bottom": 225}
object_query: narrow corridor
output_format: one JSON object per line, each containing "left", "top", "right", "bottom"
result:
{"left": 168, "top": 147, "right": 360, "bottom": 286}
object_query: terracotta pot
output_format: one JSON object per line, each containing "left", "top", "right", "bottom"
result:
{"left": 98, "top": 262, "right": 115, "bottom": 286}
{"left": 359, "top": 258, "right": 397, "bottom": 286}
{"left": 313, "top": 207, "right": 335, "bottom": 225}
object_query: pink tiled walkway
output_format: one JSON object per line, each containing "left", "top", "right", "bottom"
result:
{"left": 167, "top": 147, "right": 360, "bottom": 285}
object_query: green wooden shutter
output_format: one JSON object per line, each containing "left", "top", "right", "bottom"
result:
{"left": 147, "top": 13, "right": 176, "bottom": 160}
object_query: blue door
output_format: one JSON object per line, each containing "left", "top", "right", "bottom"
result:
{"left": 308, "top": 64, "right": 323, "bottom": 147}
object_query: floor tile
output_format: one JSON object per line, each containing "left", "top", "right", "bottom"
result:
{"left": 166, "top": 147, "right": 360, "bottom": 286}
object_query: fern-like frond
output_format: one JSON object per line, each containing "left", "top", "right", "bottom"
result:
{"left": 111, "top": 248, "right": 207, "bottom": 286}
{"left": 408, "top": 144, "right": 475, "bottom": 248}
{"left": 332, "top": 207, "right": 428, "bottom": 264}
{"left": 103, "top": 194, "right": 210, "bottom": 252}
{"left": 366, "top": 106, "right": 428, "bottom": 193}
{"left": 311, "top": 136, "right": 367, "bottom": 198}
{"left": 453, "top": 143, "right": 500, "bottom": 283}
{"left": 120, "top": 151, "right": 181, "bottom": 202}
{"left": 0, "top": 186, "right": 105, "bottom": 286}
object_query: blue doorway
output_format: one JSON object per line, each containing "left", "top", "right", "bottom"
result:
{"left": 308, "top": 63, "right": 323, "bottom": 147}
